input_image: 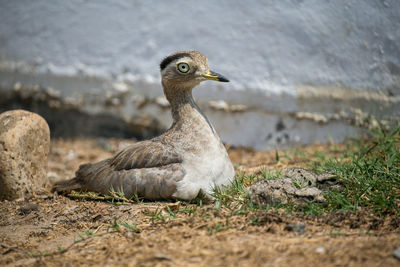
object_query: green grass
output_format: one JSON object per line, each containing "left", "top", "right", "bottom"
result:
{"left": 64, "top": 125, "right": 398, "bottom": 218}
{"left": 314, "top": 126, "right": 400, "bottom": 215}
{"left": 67, "top": 188, "right": 142, "bottom": 205}
{"left": 109, "top": 218, "right": 140, "bottom": 233}
{"left": 214, "top": 125, "right": 400, "bottom": 216}
{"left": 207, "top": 218, "right": 231, "bottom": 235}
{"left": 26, "top": 218, "right": 140, "bottom": 258}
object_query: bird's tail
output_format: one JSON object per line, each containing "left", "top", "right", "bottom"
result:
{"left": 51, "top": 177, "right": 83, "bottom": 193}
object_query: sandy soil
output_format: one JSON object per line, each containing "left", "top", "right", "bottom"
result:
{"left": 1, "top": 139, "right": 399, "bottom": 267}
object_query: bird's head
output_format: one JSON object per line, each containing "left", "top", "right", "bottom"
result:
{"left": 160, "top": 51, "right": 229, "bottom": 91}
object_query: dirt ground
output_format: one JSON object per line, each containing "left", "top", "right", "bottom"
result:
{"left": 1, "top": 138, "right": 399, "bottom": 267}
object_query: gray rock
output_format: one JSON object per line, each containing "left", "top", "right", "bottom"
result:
{"left": 284, "top": 223, "right": 306, "bottom": 235}
{"left": 248, "top": 178, "right": 326, "bottom": 207}
{"left": 18, "top": 203, "right": 40, "bottom": 214}
{"left": 0, "top": 110, "right": 50, "bottom": 200}
{"left": 283, "top": 168, "right": 318, "bottom": 187}
{"left": 283, "top": 167, "right": 340, "bottom": 190}
{"left": 248, "top": 168, "right": 334, "bottom": 207}
{"left": 248, "top": 178, "right": 294, "bottom": 206}
{"left": 294, "top": 187, "right": 325, "bottom": 203}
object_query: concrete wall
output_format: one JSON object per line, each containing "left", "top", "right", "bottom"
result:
{"left": 0, "top": 0, "right": 399, "bottom": 149}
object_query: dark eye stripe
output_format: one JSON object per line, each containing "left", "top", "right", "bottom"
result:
{"left": 160, "top": 53, "right": 191, "bottom": 71}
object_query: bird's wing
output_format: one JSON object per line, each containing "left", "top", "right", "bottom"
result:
{"left": 53, "top": 140, "right": 185, "bottom": 200}
{"left": 110, "top": 140, "right": 182, "bottom": 171}
{"left": 54, "top": 159, "right": 185, "bottom": 200}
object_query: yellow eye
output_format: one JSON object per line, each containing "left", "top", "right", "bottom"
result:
{"left": 177, "top": 63, "right": 190, "bottom": 73}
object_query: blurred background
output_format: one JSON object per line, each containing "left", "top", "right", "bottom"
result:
{"left": 0, "top": 0, "right": 399, "bottom": 150}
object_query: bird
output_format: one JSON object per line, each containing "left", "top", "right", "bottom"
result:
{"left": 52, "top": 51, "right": 235, "bottom": 201}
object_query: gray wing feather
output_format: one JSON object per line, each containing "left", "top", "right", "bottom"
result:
{"left": 53, "top": 140, "right": 185, "bottom": 200}
{"left": 110, "top": 140, "right": 182, "bottom": 170}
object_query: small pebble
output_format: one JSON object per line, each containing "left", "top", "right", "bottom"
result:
{"left": 64, "top": 150, "right": 77, "bottom": 161}
{"left": 47, "top": 171, "right": 61, "bottom": 183}
{"left": 18, "top": 203, "right": 40, "bottom": 214}
{"left": 154, "top": 253, "right": 172, "bottom": 261}
{"left": 393, "top": 247, "right": 400, "bottom": 260}
{"left": 124, "top": 231, "right": 133, "bottom": 238}
{"left": 96, "top": 138, "right": 113, "bottom": 152}
{"left": 284, "top": 223, "right": 306, "bottom": 235}
{"left": 69, "top": 205, "right": 78, "bottom": 211}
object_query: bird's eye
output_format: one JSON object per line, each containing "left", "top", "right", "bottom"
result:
{"left": 177, "top": 63, "right": 190, "bottom": 73}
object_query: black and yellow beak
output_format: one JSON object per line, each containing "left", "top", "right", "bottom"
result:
{"left": 202, "top": 71, "right": 229, "bottom": 82}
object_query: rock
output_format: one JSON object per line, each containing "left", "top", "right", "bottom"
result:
{"left": 154, "top": 253, "right": 172, "bottom": 261}
{"left": 283, "top": 168, "right": 318, "bottom": 187}
{"left": 248, "top": 168, "right": 333, "bottom": 207}
{"left": 284, "top": 223, "right": 306, "bottom": 235}
{"left": 155, "top": 96, "right": 170, "bottom": 108}
{"left": 47, "top": 171, "right": 62, "bottom": 184}
{"left": 294, "top": 187, "right": 326, "bottom": 202}
{"left": 249, "top": 178, "right": 296, "bottom": 206}
{"left": 0, "top": 110, "right": 50, "bottom": 200}
{"left": 315, "top": 172, "right": 342, "bottom": 191}
{"left": 283, "top": 167, "right": 341, "bottom": 191}
{"left": 63, "top": 149, "right": 77, "bottom": 162}
{"left": 209, "top": 100, "right": 229, "bottom": 111}
{"left": 18, "top": 203, "right": 40, "bottom": 214}
{"left": 248, "top": 178, "right": 326, "bottom": 207}
{"left": 248, "top": 168, "right": 341, "bottom": 207}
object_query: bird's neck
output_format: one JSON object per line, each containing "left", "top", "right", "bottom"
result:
{"left": 168, "top": 89, "right": 201, "bottom": 123}
{"left": 163, "top": 83, "right": 213, "bottom": 131}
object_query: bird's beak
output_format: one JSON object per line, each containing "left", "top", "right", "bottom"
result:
{"left": 202, "top": 71, "right": 229, "bottom": 82}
